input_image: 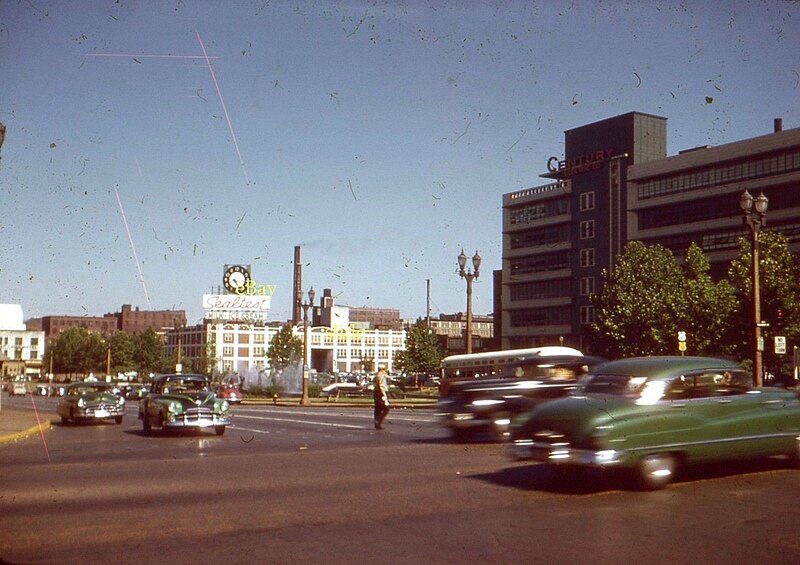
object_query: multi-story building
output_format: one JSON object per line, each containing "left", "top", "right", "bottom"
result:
{"left": 429, "top": 313, "right": 495, "bottom": 355}
{"left": 501, "top": 112, "right": 667, "bottom": 350}
{"left": 0, "top": 304, "right": 45, "bottom": 378}
{"left": 501, "top": 112, "right": 800, "bottom": 352}
{"left": 166, "top": 290, "right": 406, "bottom": 376}
{"left": 29, "top": 305, "right": 186, "bottom": 339}
{"left": 117, "top": 304, "right": 187, "bottom": 335}
{"left": 627, "top": 119, "right": 800, "bottom": 274}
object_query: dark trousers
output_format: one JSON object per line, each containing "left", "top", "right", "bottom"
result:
{"left": 374, "top": 402, "right": 390, "bottom": 428}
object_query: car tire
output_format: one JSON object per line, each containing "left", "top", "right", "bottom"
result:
{"left": 114, "top": 416, "right": 123, "bottom": 425}
{"left": 636, "top": 453, "right": 676, "bottom": 490}
{"left": 215, "top": 426, "right": 226, "bottom": 436}
{"left": 61, "top": 416, "right": 69, "bottom": 425}
{"left": 142, "top": 412, "right": 151, "bottom": 434}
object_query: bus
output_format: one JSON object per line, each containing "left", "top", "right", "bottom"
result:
{"left": 439, "top": 346, "right": 584, "bottom": 396}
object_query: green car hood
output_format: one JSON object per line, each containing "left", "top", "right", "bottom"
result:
{"left": 515, "top": 394, "right": 635, "bottom": 438}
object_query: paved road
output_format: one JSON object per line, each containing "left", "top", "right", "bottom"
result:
{"left": 2, "top": 398, "right": 800, "bottom": 564}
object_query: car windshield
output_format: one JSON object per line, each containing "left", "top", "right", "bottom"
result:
{"left": 160, "top": 379, "right": 209, "bottom": 394}
{"left": 583, "top": 374, "right": 648, "bottom": 397}
{"left": 68, "top": 384, "right": 108, "bottom": 396}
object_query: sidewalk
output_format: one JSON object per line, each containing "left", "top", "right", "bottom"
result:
{"left": 0, "top": 407, "right": 52, "bottom": 445}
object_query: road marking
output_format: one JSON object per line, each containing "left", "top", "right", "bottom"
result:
{"left": 234, "top": 414, "right": 365, "bottom": 429}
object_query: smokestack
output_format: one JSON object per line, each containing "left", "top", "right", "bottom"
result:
{"left": 774, "top": 118, "right": 783, "bottom": 133}
{"left": 293, "top": 246, "right": 302, "bottom": 325}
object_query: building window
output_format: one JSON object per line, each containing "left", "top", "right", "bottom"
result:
{"left": 580, "top": 305, "right": 595, "bottom": 324}
{"left": 580, "top": 277, "right": 595, "bottom": 296}
{"left": 223, "top": 346, "right": 234, "bottom": 357}
{"left": 580, "top": 191, "right": 595, "bottom": 211}
{"left": 223, "top": 333, "right": 234, "bottom": 343}
{"left": 580, "top": 220, "right": 595, "bottom": 240}
{"left": 580, "top": 248, "right": 595, "bottom": 267}
{"left": 253, "top": 333, "right": 265, "bottom": 344}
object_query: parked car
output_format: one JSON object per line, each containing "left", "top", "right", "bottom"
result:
{"left": 437, "top": 355, "right": 605, "bottom": 441}
{"left": 508, "top": 356, "right": 800, "bottom": 489}
{"left": 57, "top": 382, "right": 126, "bottom": 425}
{"left": 139, "top": 374, "right": 231, "bottom": 436}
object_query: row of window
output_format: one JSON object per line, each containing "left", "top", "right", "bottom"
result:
{"left": 637, "top": 148, "right": 800, "bottom": 199}
{"left": 508, "top": 198, "right": 570, "bottom": 225}
{"left": 508, "top": 306, "right": 596, "bottom": 328}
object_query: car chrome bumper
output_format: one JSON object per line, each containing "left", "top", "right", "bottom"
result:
{"left": 508, "top": 439, "right": 624, "bottom": 466}
{"left": 74, "top": 407, "right": 125, "bottom": 419}
{"left": 163, "top": 415, "right": 231, "bottom": 428}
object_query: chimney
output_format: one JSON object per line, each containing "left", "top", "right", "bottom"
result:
{"left": 774, "top": 118, "right": 783, "bottom": 133}
{"left": 292, "top": 246, "right": 302, "bottom": 325}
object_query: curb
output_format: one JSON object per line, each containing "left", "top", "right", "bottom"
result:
{"left": 0, "top": 420, "right": 52, "bottom": 446}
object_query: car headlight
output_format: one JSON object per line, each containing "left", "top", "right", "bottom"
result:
{"left": 220, "top": 400, "right": 230, "bottom": 412}
{"left": 77, "top": 398, "right": 86, "bottom": 408}
{"left": 118, "top": 397, "right": 126, "bottom": 406}
{"left": 168, "top": 401, "right": 183, "bottom": 414}
{"left": 472, "top": 398, "right": 504, "bottom": 407}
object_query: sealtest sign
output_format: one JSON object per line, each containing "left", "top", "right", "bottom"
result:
{"left": 205, "top": 264, "right": 276, "bottom": 322}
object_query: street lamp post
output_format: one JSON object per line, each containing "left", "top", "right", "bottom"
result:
{"left": 740, "top": 189, "right": 768, "bottom": 386}
{"left": 457, "top": 249, "right": 481, "bottom": 354}
{"left": 299, "top": 287, "right": 315, "bottom": 406}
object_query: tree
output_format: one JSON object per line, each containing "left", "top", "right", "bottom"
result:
{"left": 394, "top": 320, "right": 442, "bottom": 378}
{"left": 133, "top": 328, "right": 169, "bottom": 376}
{"left": 590, "top": 241, "right": 737, "bottom": 358}
{"left": 679, "top": 243, "right": 738, "bottom": 356}
{"left": 267, "top": 325, "right": 302, "bottom": 370}
{"left": 590, "top": 242, "right": 686, "bottom": 358}
{"left": 109, "top": 330, "right": 136, "bottom": 374}
{"left": 728, "top": 231, "right": 800, "bottom": 379}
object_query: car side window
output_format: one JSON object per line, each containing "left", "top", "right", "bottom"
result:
{"left": 666, "top": 370, "right": 748, "bottom": 400}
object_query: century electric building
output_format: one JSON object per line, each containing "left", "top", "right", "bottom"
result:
{"left": 500, "top": 112, "right": 800, "bottom": 351}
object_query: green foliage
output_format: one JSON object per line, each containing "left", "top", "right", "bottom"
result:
{"left": 590, "top": 241, "right": 737, "bottom": 358}
{"left": 133, "top": 328, "right": 170, "bottom": 375}
{"left": 727, "top": 231, "right": 800, "bottom": 375}
{"left": 267, "top": 325, "right": 302, "bottom": 370}
{"left": 109, "top": 330, "right": 136, "bottom": 373}
{"left": 395, "top": 320, "right": 442, "bottom": 375}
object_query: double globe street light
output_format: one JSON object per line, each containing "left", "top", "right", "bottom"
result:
{"left": 298, "top": 287, "right": 315, "bottom": 405}
{"left": 740, "top": 189, "right": 768, "bottom": 387}
{"left": 458, "top": 249, "right": 481, "bottom": 355}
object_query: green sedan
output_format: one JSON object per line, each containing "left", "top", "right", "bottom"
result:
{"left": 509, "top": 356, "right": 800, "bottom": 489}
{"left": 139, "top": 374, "right": 231, "bottom": 436}
{"left": 57, "top": 382, "right": 125, "bottom": 425}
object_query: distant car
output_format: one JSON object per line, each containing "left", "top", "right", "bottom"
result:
{"left": 437, "top": 355, "right": 604, "bottom": 441}
{"left": 509, "top": 356, "right": 800, "bottom": 489}
{"left": 7, "top": 379, "right": 28, "bottom": 396}
{"left": 57, "top": 382, "right": 126, "bottom": 425}
{"left": 119, "top": 383, "right": 147, "bottom": 400}
{"left": 216, "top": 381, "right": 243, "bottom": 404}
{"left": 139, "top": 374, "right": 231, "bottom": 436}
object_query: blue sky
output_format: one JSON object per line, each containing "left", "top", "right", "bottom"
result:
{"left": 1, "top": 0, "right": 798, "bottom": 324}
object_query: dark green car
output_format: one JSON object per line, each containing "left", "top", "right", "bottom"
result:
{"left": 509, "top": 356, "right": 800, "bottom": 489}
{"left": 139, "top": 374, "right": 232, "bottom": 436}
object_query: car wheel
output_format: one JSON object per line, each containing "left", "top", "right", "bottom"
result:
{"left": 157, "top": 413, "right": 165, "bottom": 431}
{"left": 61, "top": 416, "right": 69, "bottom": 425}
{"left": 114, "top": 416, "right": 123, "bottom": 425}
{"left": 142, "top": 412, "right": 151, "bottom": 434}
{"left": 636, "top": 453, "right": 676, "bottom": 490}
{"left": 215, "top": 426, "right": 226, "bottom": 436}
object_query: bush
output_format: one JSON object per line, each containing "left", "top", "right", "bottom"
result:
{"left": 246, "top": 384, "right": 282, "bottom": 398}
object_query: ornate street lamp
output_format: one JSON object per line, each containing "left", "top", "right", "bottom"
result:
{"left": 299, "top": 287, "right": 315, "bottom": 405}
{"left": 740, "top": 189, "right": 768, "bottom": 386}
{"left": 457, "top": 249, "right": 481, "bottom": 354}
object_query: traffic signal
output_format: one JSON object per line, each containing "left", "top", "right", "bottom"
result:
{"left": 775, "top": 309, "right": 785, "bottom": 329}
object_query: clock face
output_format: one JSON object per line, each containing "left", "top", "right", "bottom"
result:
{"left": 223, "top": 265, "right": 251, "bottom": 293}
